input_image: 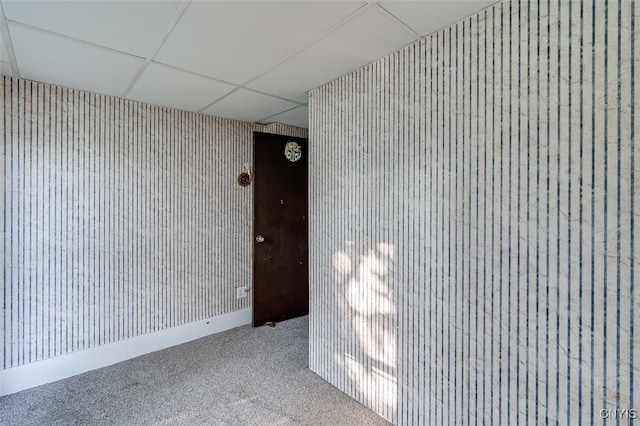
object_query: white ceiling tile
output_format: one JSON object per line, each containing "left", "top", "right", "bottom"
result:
{"left": 9, "top": 23, "right": 143, "bottom": 97}
{"left": 2, "top": 1, "right": 181, "bottom": 58}
{"left": 379, "top": 1, "right": 497, "bottom": 37}
{"left": 1, "top": 60, "right": 13, "bottom": 77}
{"left": 201, "top": 88, "right": 298, "bottom": 123}
{"left": 0, "top": 27, "right": 10, "bottom": 63}
{"left": 127, "top": 62, "right": 235, "bottom": 113}
{"left": 247, "top": 6, "right": 417, "bottom": 101}
{"left": 154, "top": 1, "right": 365, "bottom": 85}
{"left": 260, "top": 105, "right": 308, "bottom": 128}
{"left": 0, "top": 1, "right": 498, "bottom": 122}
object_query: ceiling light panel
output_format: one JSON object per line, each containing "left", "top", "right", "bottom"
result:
{"left": 154, "top": 1, "right": 365, "bottom": 85}
{"left": 201, "top": 88, "right": 298, "bottom": 123}
{"left": 379, "top": 0, "right": 497, "bottom": 37}
{"left": 9, "top": 23, "right": 143, "bottom": 97}
{"left": 2, "top": 0, "right": 182, "bottom": 57}
{"left": 127, "top": 62, "right": 236, "bottom": 113}
{"left": 247, "top": 6, "right": 417, "bottom": 103}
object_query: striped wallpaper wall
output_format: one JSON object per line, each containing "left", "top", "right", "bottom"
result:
{"left": 0, "top": 76, "right": 306, "bottom": 370}
{"left": 309, "top": 0, "right": 639, "bottom": 424}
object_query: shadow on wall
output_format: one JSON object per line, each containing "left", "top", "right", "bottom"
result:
{"left": 332, "top": 241, "right": 397, "bottom": 418}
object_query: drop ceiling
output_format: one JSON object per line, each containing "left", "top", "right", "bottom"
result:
{"left": 0, "top": 0, "right": 496, "bottom": 128}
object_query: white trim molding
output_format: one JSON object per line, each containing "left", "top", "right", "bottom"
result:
{"left": 0, "top": 308, "right": 251, "bottom": 396}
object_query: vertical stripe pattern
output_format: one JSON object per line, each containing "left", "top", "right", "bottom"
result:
{"left": 0, "top": 76, "right": 306, "bottom": 369}
{"left": 308, "top": 0, "right": 638, "bottom": 424}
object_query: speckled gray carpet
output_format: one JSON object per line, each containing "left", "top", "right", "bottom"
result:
{"left": 0, "top": 316, "right": 390, "bottom": 426}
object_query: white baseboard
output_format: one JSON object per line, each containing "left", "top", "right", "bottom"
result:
{"left": 0, "top": 308, "right": 251, "bottom": 397}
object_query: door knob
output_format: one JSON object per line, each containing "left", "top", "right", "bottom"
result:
{"left": 255, "top": 235, "right": 265, "bottom": 243}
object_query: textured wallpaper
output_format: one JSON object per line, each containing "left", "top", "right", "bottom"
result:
{"left": 309, "top": 0, "right": 639, "bottom": 424}
{"left": 0, "top": 76, "right": 307, "bottom": 370}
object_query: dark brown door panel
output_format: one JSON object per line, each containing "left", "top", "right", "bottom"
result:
{"left": 253, "top": 132, "right": 308, "bottom": 326}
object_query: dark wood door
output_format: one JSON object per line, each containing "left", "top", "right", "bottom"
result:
{"left": 253, "top": 132, "right": 308, "bottom": 327}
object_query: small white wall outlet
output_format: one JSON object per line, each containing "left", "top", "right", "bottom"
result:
{"left": 236, "top": 287, "right": 249, "bottom": 299}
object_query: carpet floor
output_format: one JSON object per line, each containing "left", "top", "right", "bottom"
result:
{"left": 0, "top": 316, "right": 390, "bottom": 426}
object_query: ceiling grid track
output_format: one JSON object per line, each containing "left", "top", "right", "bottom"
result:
{"left": 375, "top": 3, "right": 421, "bottom": 39}
{"left": 0, "top": 1, "right": 20, "bottom": 77}
{"left": 121, "top": 0, "right": 192, "bottom": 98}
{"left": 197, "top": 2, "right": 375, "bottom": 115}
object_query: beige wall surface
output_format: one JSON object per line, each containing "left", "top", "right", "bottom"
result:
{"left": 309, "top": 1, "right": 639, "bottom": 424}
{"left": 0, "top": 76, "right": 306, "bottom": 370}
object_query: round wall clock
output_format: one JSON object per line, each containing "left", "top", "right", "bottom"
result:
{"left": 284, "top": 141, "right": 302, "bottom": 162}
{"left": 237, "top": 172, "right": 251, "bottom": 187}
